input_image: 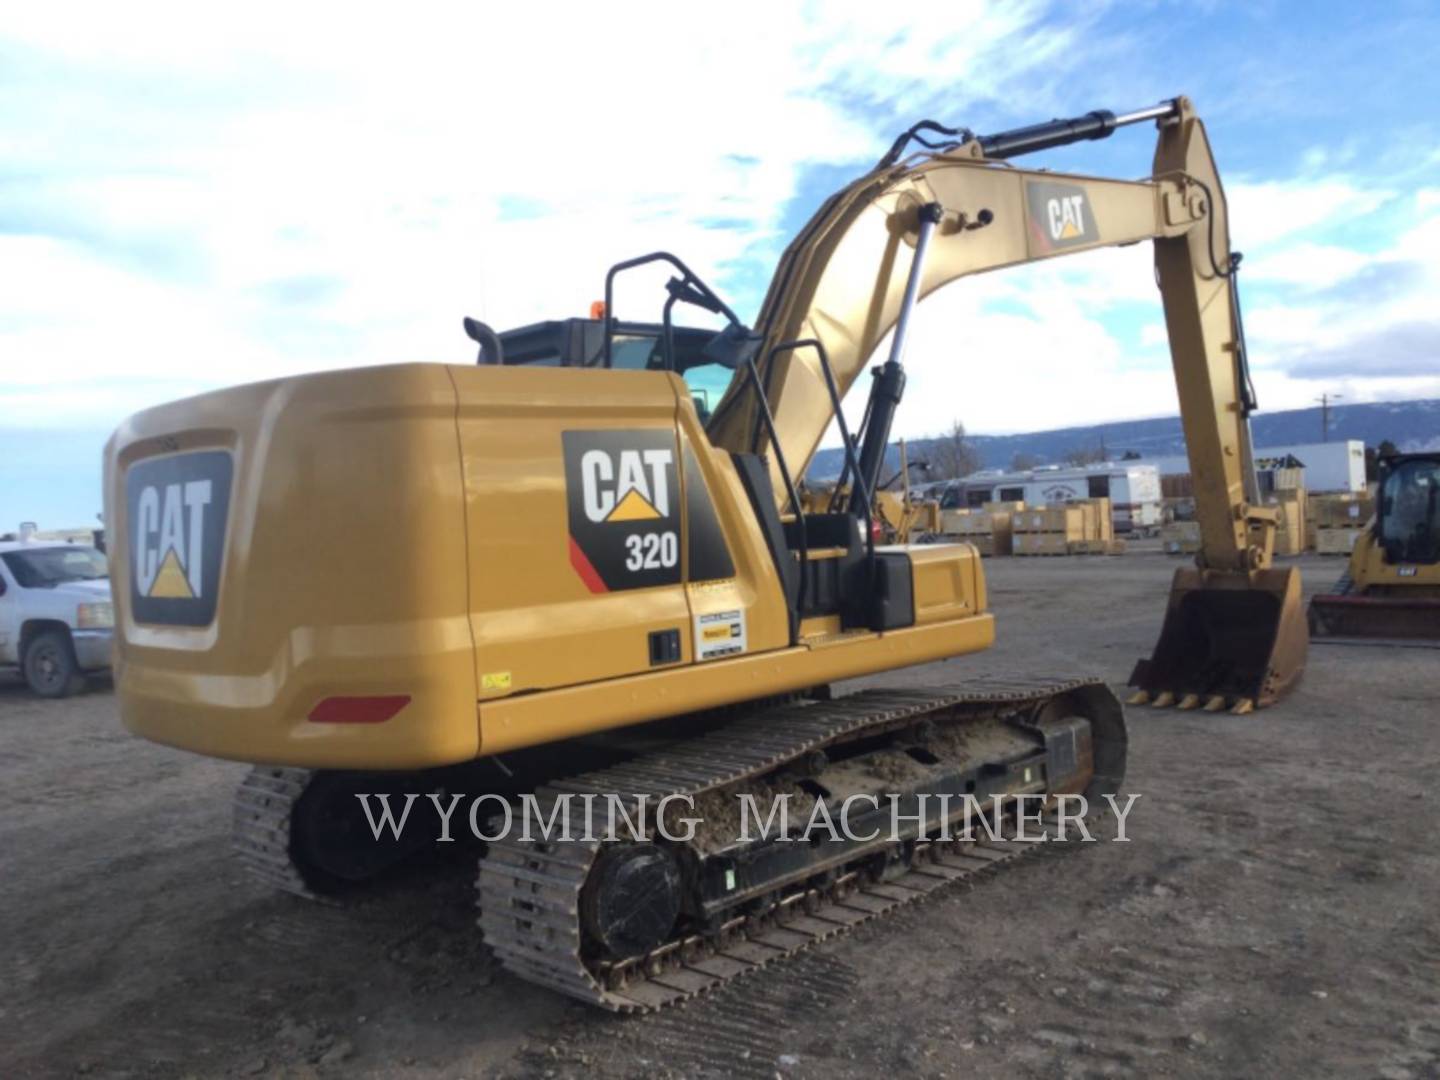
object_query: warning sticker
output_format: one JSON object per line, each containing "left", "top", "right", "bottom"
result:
{"left": 694, "top": 609, "right": 746, "bottom": 661}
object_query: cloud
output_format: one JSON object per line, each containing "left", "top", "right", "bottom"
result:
{"left": 1281, "top": 320, "right": 1440, "bottom": 379}
{"left": 3, "top": 2, "right": 1110, "bottom": 433}
{"left": 3, "top": 0, "right": 1439, "bottom": 530}
{"left": 1227, "top": 176, "right": 1391, "bottom": 249}
{"left": 1241, "top": 188, "right": 1440, "bottom": 406}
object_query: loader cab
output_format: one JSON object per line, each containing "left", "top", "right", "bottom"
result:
{"left": 1377, "top": 454, "right": 1440, "bottom": 565}
{"left": 494, "top": 318, "right": 736, "bottom": 424}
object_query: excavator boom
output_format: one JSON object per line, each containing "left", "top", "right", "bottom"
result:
{"left": 708, "top": 96, "right": 1307, "bottom": 710}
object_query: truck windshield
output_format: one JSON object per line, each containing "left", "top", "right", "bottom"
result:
{"left": 1379, "top": 460, "right": 1440, "bottom": 564}
{"left": 2, "top": 546, "right": 109, "bottom": 588}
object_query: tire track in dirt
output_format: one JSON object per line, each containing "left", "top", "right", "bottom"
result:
{"left": 512, "top": 951, "right": 859, "bottom": 1079}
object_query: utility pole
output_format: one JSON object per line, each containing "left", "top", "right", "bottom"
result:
{"left": 1315, "top": 392, "right": 1343, "bottom": 442}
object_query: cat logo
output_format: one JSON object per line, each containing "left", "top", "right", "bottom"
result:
{"left": 135, "top": 481, "right": 211, "bottom": 599}
{"left": 125, "top": 450, "right": 233, "bottom": 626}
{"left": 1047, "top": 194, "right": 1087, "bottom": 240}
{"left": 1026, "top": 180, "right": 1099, "bottom": 252}
{"left": 581, "top": 447, "right": 673, "bottom": 523}
{"left": 563, "top": 430, "right": 681, "bottom": 593}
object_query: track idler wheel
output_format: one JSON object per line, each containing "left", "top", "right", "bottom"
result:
{"left": 581, "top": 844, "right": 683, "bottom": 959}
{"left": 289, "top": 771, "right": 440, "bottom": 894}
{"left": 1129, "top": 566, "right": 1308, "bottom": 713}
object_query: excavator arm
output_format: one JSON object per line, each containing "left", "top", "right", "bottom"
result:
{"left": 708, "top": 96, "right": 1307, "bottom": 710}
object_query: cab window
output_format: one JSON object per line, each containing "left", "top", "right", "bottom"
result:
{"left": 1380, "top": 460, "right": 1440, "bottom": 564}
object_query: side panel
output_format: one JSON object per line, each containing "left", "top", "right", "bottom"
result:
{"left": 904, "top": 543, "right": 987, "bottom": 626}
{"left": 450, "top": 367, "right": 793, "bottom": 715}
{"left": 452, "top": 367, "right": 749, "bottom": 710}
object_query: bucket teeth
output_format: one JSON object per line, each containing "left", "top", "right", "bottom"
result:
{"left": 1150, "top": 691, "right": 1176, "bottom": 708}
{"left": 1203, "top": 695, "right": 1227, "bottom": 712}
{"left": 1230, "top": 698, "right": 1255, "bottom": 716}
{"left": 1126, "top": 690, "right": 1151, "bottom": 706}
{"left": 1176, "top": 693, "right": 1201, "bottom": 710}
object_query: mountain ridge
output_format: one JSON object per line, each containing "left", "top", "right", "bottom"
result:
{"left": 809, "top": 398, "right": 1440, "bottom": 480}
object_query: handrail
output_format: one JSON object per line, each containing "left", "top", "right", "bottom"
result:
{"left": 765, "top": 338, "right": 878, "bottom": 603}
{"left": 742, "top": 355, "right": 806, "bottom": 629}
{"left": 602, "top": 251, "right": 741, "bottom": 370}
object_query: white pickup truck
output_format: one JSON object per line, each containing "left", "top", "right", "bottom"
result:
{"left": 0, "top": 540, "right": 114, "bottom": 697}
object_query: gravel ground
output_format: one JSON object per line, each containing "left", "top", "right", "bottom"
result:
{"left": 1, "top": 546, "right": 1437, "bottom": 1079}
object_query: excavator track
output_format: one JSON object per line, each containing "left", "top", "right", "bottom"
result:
{"left": 228, "top": 697, "right": 809, "bottom": 902}
{"left": 232, "top": 765, "right": 454, "bottom": 899}
{"left": 232, "top": 765, "right": 323, "bottom": 900}
{"left": 480, "top": 676, "right": 1125, "bottom": 1011}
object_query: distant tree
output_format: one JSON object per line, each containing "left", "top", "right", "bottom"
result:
{"left": 930, "top": 420, "right": 983, "bottom": 480}
{"left": 1377, "top": 439, "right": 1399, "bottom": 458}
{"left": 1121, "top": 450, "right": 1143, "bottom": 460}
{"left": 1010, "top": 452, "right": 1040, "bottom": 471}
{"left": 1063, "top": 445, "right": 1108, "bottom": 466}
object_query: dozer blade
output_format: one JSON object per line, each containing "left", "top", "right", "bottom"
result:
{"left": 1309, "top": 593, "right": 1440, "bottom": 645}
{"left": 1129, "top": 566, "right": 1308, "bottom": 710}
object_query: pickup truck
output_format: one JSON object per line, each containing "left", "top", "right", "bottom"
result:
{"left": 0, "top": 540, "right": 114, "bottom": 697}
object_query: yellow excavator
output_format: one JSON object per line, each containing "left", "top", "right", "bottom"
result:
{"left": 1309, "top": 452, "right": 1440, "bottom": 641}
{"left": 103, "top": 96, "right": 1306, "bottom": 1010}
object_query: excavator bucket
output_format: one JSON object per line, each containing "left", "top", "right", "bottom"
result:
{"left": 1309, "top": 592, "right": 1440, "bottom": 642}
{"left": 1129, "top": 566, "right": 1308, "bottom": 712}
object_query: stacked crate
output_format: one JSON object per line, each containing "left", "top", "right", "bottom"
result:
{"left": 937, "top": 506, "right": 1014, "bottom": 556}
{"left": 1068, "top": 497, "right": 1125, "bottom": 555}
{"left": 1162, "top": 520, "right": 1201, "bottom": 555}
{"left": 1272, "top": 489, "right": 1307, "bottom": 557}
{"left": 979, "top": 502, "right": 1020, "bottom": 556}
{"left": 1014, "top": 505, "right": 1087, "bottom": 556}
{"left": 1311, "top": 493, "right": 1373, "bottom": 555}
{"left": 1271, "top": 466, "right": 1306, "bottom": 493}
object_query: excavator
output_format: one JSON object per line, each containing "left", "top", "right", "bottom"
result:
{"left": 1309, "top": 452, "right": 1440, "bottom": 641}
{"left": 103, "top": 96, "right": 1307, "bottom": 1011}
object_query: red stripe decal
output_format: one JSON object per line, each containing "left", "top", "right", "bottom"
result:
{"left": 569, "top": 536, "right": 608, "bottom": 593}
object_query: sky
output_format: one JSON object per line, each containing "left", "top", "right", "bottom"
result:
{"left": 3, "top": 0, "right": 1439, "bottom": 526}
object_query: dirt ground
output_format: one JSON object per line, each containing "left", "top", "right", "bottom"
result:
{"left": 2, "top": 546, "right": 1438, "bottom": 1079}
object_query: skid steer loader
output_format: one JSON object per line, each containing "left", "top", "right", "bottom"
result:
{"left": 1310, "top": 452, "right": 1440, "bottom": 642}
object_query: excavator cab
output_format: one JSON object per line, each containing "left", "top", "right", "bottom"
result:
{"left": 1310, "top": 453, "right": 1440, "bottom": 641}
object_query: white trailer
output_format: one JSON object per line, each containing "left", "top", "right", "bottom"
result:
{"left": 1140, "top": 440, "right": 1366, "bottom": 493}
{"left": 958, "top": 463, "right": 1164, "bottom": 533}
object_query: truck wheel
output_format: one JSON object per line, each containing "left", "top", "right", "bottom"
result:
{"left": 23, "top": 630, "right": 84, "bottom": 698}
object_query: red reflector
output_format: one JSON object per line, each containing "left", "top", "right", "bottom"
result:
{"left": 307, "top": 695, "right": 411, "bottom": 724}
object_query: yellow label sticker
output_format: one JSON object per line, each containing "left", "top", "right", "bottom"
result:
{"left": 481, "top": 671, "right": 512, "bottom": 692}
